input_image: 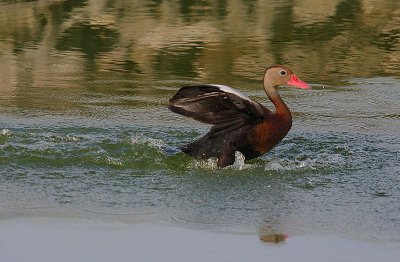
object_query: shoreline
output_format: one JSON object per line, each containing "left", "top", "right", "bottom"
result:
{"left": 1, "top": 217, "right": 399, "bottom": 262}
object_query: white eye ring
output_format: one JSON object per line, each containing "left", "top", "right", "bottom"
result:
{"left": 279, "top": 70, "right": 287, "bottom": 76}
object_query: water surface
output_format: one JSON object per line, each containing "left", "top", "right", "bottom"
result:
{"left": 1, "top": 0, "right": 400, "bottom": 246}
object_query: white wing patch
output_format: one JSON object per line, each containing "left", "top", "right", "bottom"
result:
{"left": 210, "top": 84, "right": 252, "bottom": 102}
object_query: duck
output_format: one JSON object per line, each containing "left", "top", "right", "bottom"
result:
{"left": 169, "top": 65, "right": 309, "bottom": 168}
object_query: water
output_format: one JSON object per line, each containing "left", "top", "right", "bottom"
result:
{"left": 1, "top": 0, "right": 400, "bottom": 246}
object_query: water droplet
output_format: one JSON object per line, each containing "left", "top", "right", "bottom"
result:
{"left": 232, "top": 151, "right": 246, "bottom": 170}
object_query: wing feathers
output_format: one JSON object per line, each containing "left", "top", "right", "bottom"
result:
{"left": 169, "top": 85, "right": 267, "bottom": 135}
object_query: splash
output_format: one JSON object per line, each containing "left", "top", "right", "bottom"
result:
{"left": 188, "top": 151, "right": 257, "bottom": 170}
{"left": 1, "top": 129, "right": 12, "bottom": 137}
{"left": 231, "top": 151, "right": 247, "bottom": 170}
{"left": 189, "top": 158, "right": 218, "bottom": 169}
{"left": 104, "top": 156, "right": 123, "bottom": 167}
{"left": 131, "top": 134, "right": 165, "bottom": 151}
{"left": 264, "top": 153, "right": 347, "bottom": 171}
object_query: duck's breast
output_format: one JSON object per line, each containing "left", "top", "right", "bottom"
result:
{"left": 249, "top": 116, "right": 292, "bottom": 155}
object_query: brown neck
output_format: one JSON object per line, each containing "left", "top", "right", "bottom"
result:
{"left": 265, "top": 85, "right": 292, "bottom": 124}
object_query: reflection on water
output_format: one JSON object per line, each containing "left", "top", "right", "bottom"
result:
{"left": 259, "top": 233, "right": 287, "bottom": 244}
{"left": 1, "top": 0, "right": 400, "bottom": 246}
{"left": 1, "top": 0, "right": 400, "bottom": 89}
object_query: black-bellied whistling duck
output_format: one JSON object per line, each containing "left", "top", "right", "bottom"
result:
{"left": 169, "top": 65, "right": 309, "bottom": 168}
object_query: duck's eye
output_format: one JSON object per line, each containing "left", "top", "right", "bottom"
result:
{"left": 279, "top": 70, "right": 287, "bottom": 76}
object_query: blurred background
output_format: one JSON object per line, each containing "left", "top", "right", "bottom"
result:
{"left": 1, "top": 0, "right": 399, "bottom": 88}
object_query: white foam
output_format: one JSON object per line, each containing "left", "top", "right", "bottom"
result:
{"left": 105, "top": 156, "right": 123, "bottom": 167}
{"left": 189, "top": 152, "right": 257, "bottom": 170}
{"left": 1, "top": 129, "right": 12, "bottom": 136}
{"left": 231, "top": 151, "right": 246, "bottom": 170}
{"left": 189, "top": 158, "right": 218, "bottom": 169}
{"left": 131, "top": 134, "right": 164, "bottom": 150}
{"left": 264, "top": 153, "right": 347, "bottom": 171}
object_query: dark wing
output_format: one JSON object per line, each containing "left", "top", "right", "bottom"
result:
{"left": 169, "top": 85, "right": 269, "bottom": 136}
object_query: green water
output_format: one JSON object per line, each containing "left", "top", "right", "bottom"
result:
{"left": 1, "top": 0, "right": 400, "bottom": 244}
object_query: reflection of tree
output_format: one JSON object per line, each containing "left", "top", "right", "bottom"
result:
{"left": 155, "top": 46, "right": 203, "bottom": 78}
{"left": 8, "top": 14, "right": 47, "bottom": 54}
{"left": 270, "top": 0, "right": 363, "bottom": 64}
{"left": 272, "top": 0, "right": 362, "bottom": 44}
{"left": 48, "top": 0, "right": 88, "bottom": 24}
{"left": 375, "top": 29, "right": 400, "bottom": 52}
{"left": 55, "top": 24, "right": 119, "bottom": 60}
{"left": 269, "top": 0, "right": 400, "bottom": 78}
{"left": 1, "top": 0, "right": 400, "bottom": 92}
{"left": 178, "top": 0, "right": 229, "bottom": 20}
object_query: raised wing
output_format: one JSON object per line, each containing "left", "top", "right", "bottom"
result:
{"left": 169, "top": 85, "right": 269, "bottom": 136}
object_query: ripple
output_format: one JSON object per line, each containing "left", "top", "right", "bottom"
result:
{"left": 1, "top": 123, "right": 399, "bottom": 245}
{"left": 168, "top": 214, "right": 241, "bottom": 229}
{"left": 381, "top": 114, "right": 400, "bottom": 119}
{"left": 46, "top": 134, "right": 84, "bottom": 143}
{"left": 372, "top": 191, "right": 391, "bottom": 197}
{"left": 78, "top": 208, "right": 155, "bottom": 216}
{"left": 1, "top": 204, "right": 55, "bottom": 210}
{"left": 292, "top": 78, "right": 400, "bottom": 136}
